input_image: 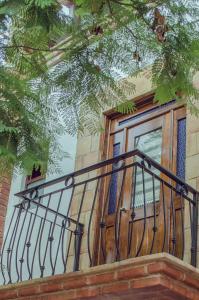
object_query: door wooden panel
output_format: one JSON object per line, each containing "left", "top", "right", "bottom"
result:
{"left": 98, "top": 102, "right": 186, "bottom": 264}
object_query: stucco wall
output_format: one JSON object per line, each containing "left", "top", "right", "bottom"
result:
{"left": 0, "top": 132, "right": 77, "bottom": 281}
{"left": 5, "top": 133, "right": 77, "bottom": 225}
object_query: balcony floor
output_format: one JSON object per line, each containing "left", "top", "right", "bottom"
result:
{"left": 0, "top": 253, "right": 198, "bottom": 300}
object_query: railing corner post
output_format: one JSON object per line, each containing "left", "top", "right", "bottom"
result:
{"left": 191, "top": 192, "right": 198, "bottom": 267}
{"left": 73, "top": 224, "right": 84, "bottom": 272}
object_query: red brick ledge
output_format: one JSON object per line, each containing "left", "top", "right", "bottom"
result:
{"left": 0, "top": 253, "right": 198, "bottom": 300}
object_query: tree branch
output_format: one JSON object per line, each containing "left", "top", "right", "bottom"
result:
{"left": 125, "top": 26, "right": 137, "bottom": 39}
{"left": 106, "top": 0, "right": 113, "bottom": 15}
{"left": 0, "top": 44, "right": 68, "bottom": 52}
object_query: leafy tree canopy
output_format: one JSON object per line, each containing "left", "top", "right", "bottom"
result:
{"left": 0, "top": 0, "right": 199, "bottom": 174}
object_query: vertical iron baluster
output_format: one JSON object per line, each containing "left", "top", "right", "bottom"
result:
{"left": 100, "top": 175, "right": 112, "bottom": 263}
{"left": 191, "top": 193, "right": 198, "bottom": 267}
{"left": 49, "top": 190, "right": 63, "bottom": 274}
{"left": 61, "top": 219, "right": 69, "bottom": 273}
{"left": 7, "top": 205, "right": 23, "bottom": 284}
{"left": 180, "top": 192, "right": 185, "bottom": 260}
{"left": 64, "top": 230, "right": 72, "bottom": 271}
{"left": 161, "top": 181, "right": 166, "bottom": 252}
{"left": 128, "top": 165, "right": 137, "bottom": 257}
{"left": 87, "top": 178, "right": 100, "bottom": 267}
{"left": 136, "top": 166, "right": 146, "bottom": 257}
{"left": 170, "top": 189, "right": 176, "bottom": 256}
{"left": 15, "top": 204, "right": 29, "bottom": 282}
{"left": 189, "top": 198, "right": 193, "bottom": 263}
{"left": 0, "top": 207, "right": 17, "bottom": 285}
{"left": 65, "top": 186, "right": 75, "bottom": 225}
{"left": 149, "top": 174, "right": 157, "bottom": 254}
{"left": 114, "top": 169, "right": 126, "bottom": 261}
{"left": 30, "top": 218, "right": 43, "bottom": 279}
{"left": 52, "top": 224, "right": 64, "bottom": 275}
{"left": 41, "top": 222, "right": 53, "bottom": 277}
{"left": 73, "top": 224, "right": 83, "bottom": 272}
{"left": 26, "top": 196, "right": 42, "bottom": 279}
{"left": 73, "top": 183, "right": 86, "bottom": 271}
{"left": 38, "top": 194, "right": 52, "bottom": 277}
{"left": 19, "top": 213, "right": 33, "bottom": 282}
{"left": 61, "top": 187, "right": 75, "bottom": 270}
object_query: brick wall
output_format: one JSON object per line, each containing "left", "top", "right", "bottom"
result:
{"left": 0, "top": 176, "right": 11, "bottom": 248}
{"left": 0, "top": 253, "right": 198, "bottom": 300}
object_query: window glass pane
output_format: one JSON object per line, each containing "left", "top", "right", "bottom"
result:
{"left": 108, "top": 143, "right": 120, "bottom": 214}
{"left": 133, "top": 128, "right": 162, "bottom": 208}
{"left": 176, "top": 118, "right": 186, "bottom": 180}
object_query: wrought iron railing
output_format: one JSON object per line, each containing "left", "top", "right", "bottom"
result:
{"left": 0, "top": 149, "right": 198, "bottom": 285}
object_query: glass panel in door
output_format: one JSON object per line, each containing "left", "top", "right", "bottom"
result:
{"left": 133, "top": 128, "right": 162, "bottom": 208}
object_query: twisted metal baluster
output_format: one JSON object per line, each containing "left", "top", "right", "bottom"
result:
{"left": 149, "top": 174, "right": 157, "bottom": 254}
{"left": 87, "top": 178, "right": 100, "bottom": 267}
{"left": 61, "top": 186, "right": 75, "bottom": 273}
{"left": 19, "top": 213, "right": 33, "bottom": 282}
{"left": 52, "top": 223, "right": 65, "bottom": 274}
{"left": 62, "top": 222, "right": 72, "bottom": 273}
{"left": 15, "top": 204, "right": 29, "bottom": 282}
{"left": 7, "top": 205, "right": 23, "bottom": 284}
{"left": 30, "top": 218, "right": 43, "bottom": 279}
{"left": 189, "top": 197, "right": 193, "bottom": 263}
{"left": 73, "top": 183, "right": 87, "bottom": 271}
{"left": 180, "top": 192, "right": 185, "bottom": 260}
{"left": 26, "top": 196, "right": 42, "bottom": 279}
{"left": 136, "top": 166, "right": 147, "bottom": 257}
{"left": 49, "top": 190, "right": 63, "bottom": 274}
{"left": 128, "top": 165, "right": 137, "bottom": 257}
{"left": 114, "top": 169, "right": 126, "bottom": 261}
{"left": 38, "top": 194, "right": 52, "bottom": 278}
{"left": 41, "top": 222, "right": 53, "bottom": 277}
{"left": 0, "top": 207, "right": 17, "bottom": 284}
{"left": 100, "top": 175, "right": 112, "bottom": 263}
{"left": 161, "top": 181, "right": 166, "bottom": 252}
{"left": 170, "top": 189, "right": 176, "bottom": 256}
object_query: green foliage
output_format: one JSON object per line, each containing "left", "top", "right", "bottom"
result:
{"left": 0, "top": 0, "right": 198, "bottom": 173}
{"left": 116, "top": 101, "right": 135, "bottom": 114}
{"left": 0, "top": 65, "right": 66, "bottom": 175}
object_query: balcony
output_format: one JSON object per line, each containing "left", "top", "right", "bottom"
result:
{"left": 0, "top": 149, "right": 199, "bottom": 299}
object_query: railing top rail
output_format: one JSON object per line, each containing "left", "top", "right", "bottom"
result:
{"left": 15, "top": 149, "right": 198, "bottom": 197}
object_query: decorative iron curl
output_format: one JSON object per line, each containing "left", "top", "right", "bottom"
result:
{"left": 65, "top": 176, "right": 75, "bottom": 188}
{"left": 62, "top": 218, "right": 71, "bottom": 229}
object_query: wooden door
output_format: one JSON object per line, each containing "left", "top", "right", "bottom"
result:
{"left": 98, "top": 101, "right": 186, "bottom": 264}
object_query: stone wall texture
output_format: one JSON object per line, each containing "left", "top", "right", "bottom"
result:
{"left": 74, "top": 70, "right": 199, "bottom": 269}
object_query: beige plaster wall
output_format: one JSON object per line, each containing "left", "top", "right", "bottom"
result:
{"left": 72, "top": 70, "right": 199, "bottom": 270}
